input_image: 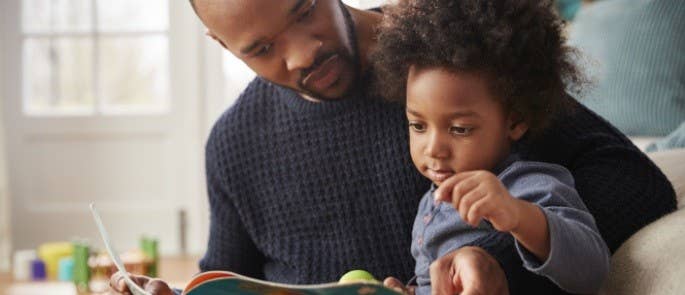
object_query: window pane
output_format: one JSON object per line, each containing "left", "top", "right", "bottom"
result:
{"left": 23, "top": 38, "right": 95, "bottom": 115}
{"left": 22, "top": 0, "right": 92, "bottom": 33}
{"left": 97, "top": 0, "right": 168, "bottom": 32}
{"left": 98, "top": 36, "right": 170, "bottom": 114}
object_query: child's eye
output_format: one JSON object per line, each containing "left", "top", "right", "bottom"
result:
{"left": 449, "top": 126, "right": 473, "bottom": 136}
{"left": 408, "top": 122, "right": 426, "bottom": 133}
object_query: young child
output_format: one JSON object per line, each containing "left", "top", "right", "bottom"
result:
{"left": 372, "top": 0, "right": 610, "bottom": 294}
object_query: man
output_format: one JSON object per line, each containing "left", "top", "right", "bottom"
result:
{"left": 111, "top": 0, "right": 676, "bottom": 294}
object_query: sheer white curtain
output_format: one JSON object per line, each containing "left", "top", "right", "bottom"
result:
{"left": 0, "top": 76, "right": 8, "bottom": 272}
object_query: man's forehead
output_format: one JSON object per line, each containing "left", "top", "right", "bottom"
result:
{"left": 197, "top": 0, "right": 304, "bottom": 52}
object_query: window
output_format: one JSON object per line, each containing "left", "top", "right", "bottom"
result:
{"left": 21, "top": 0, "right": 170, "bottom": 116}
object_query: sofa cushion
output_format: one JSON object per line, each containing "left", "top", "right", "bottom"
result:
{"left": 568, "top": 0, "right": 685, "bottom": 136}
{"left": 600, "top": 208, "right": 685, "bottom": 295}
{"left": 647, "top": 148, "right": 685, "bottom": 208}
{"left": 600, "top": 148, "right": 685, "bottom": 294}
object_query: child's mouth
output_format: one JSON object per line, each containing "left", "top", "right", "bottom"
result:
{"left": 426, "top": 168, "right": 454, "bottom": 183}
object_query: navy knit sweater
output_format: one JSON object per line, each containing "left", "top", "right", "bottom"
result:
{"left": 199, "top": 77, "right": 676, "bottom": 292}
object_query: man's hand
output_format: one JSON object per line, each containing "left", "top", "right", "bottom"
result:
{"left": 430, "top": 246, "right": 508, "bottom": 295}
{"left": 383, "top": 277, "right": 416, "bottom": 295}
{"left": 109, "top": 272, "right": 174, "bottom": 295}
{"left": 434, "top": 171, "right": 523, "bottom": 232}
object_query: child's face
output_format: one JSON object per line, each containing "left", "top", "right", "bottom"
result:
{"left": 406, "top": 67, "right": 528, "bottom": 185}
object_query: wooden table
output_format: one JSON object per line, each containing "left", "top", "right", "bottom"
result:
{"left": 1, "top": 255, "right": 200, "bottom": 295}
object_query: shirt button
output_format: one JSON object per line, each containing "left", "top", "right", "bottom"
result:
{"left": 417, "top": 236, "right": 423, "bottom": 246}
{"left": 423, "top": 214, "right": 432, "bottom": 224}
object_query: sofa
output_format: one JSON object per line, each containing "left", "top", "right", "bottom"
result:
{"left": 599, "top": 147, "right": 685, "bottom": 294}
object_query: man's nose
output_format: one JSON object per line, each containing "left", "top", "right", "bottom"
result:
{"left": 424, "top": 131, "right": 450, "bottom": 159}
{"left": 284, "top": 34, "right": 323, "bottom": 73}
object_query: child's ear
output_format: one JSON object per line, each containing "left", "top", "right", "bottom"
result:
{"left": 507, "top": 112, "right": 529, "bottom": 141}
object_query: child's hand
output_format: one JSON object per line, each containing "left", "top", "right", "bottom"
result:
{"left": 433, "top": 171, "right": 523, "bottom": 232}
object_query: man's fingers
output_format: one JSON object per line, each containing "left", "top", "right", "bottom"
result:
{"left": 109, "top": 272, "right": 151, "bottom": 294}
{"left": 451, "top": 265, "right": 464, "bottom": 294}
{"left": 109, "top": 272, "right": 127, "bottom": 292}
{"left": 430, "top": 255, "right": 455, "bottom": 295}
{"left": 383, "top": 277, "right": 408, "bottom": 294}
{"left": 145, "top": 279, "right": 174, "bottom": 295}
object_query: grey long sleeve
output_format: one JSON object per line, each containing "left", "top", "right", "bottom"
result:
{"left": 412, "top": 159, "right": 610, "bottom": 295}
{"left": 503, "top": 161, "right": 611, "bottom": 294}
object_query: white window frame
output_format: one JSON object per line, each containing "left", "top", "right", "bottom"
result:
{"left": 20, "top": 0, "right": 171, "bottom": 117}
{"left": 2, "top": 0, "right": 210, "bottom": 255}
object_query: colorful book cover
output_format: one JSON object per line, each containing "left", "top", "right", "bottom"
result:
{"left": 182, "top": 271, "right": 403, "bottom": 295}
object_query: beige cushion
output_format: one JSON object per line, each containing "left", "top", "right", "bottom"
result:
{"left": 599, "top": 209, "right": 685, "bottom": 294}
{"left": 600, "top": 148, "right": 685, "bottom": 294}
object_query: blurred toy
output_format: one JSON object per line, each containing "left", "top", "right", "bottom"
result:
{"left": 12, "top": 249, "right": 36, "bottom": 280}
{"left": 339, "top": 270, "right": 379, "bottom": 284}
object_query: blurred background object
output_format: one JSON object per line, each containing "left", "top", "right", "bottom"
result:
{"left": 567, "top": 0, "right": 685, "bottom": 151}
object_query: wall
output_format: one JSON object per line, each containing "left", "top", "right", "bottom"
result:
{"left": 0, "top": 30, "right": 10, "bottom": 271}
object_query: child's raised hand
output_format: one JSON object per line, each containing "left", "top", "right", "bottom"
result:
{"left": 433, "top": 171, "right": 523, "bottom": 232}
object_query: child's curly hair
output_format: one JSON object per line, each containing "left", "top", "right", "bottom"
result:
{"left": 372, "top": 0, "right": 586, "bottom": 135}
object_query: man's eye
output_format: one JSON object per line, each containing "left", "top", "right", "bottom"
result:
{"left": 254, "top": 44, "right": 272, "bottom": 57}
{"left": 409, "top": 122, "right": 426, "bottom": 132}
{"left": 297, "top": 0, "right": 316, "bottom": 22}
{"left": 449, "top": 126, "right": 473, "bottom": 136}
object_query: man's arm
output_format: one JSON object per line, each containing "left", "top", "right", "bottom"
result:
{"left": 522, "top": 98, "right": 677, "bottom": 251}
{"left": 199, "top": 127, "right": 265, "bottom": 276}
{"left": 109, "top": 128, "right": 265, "bottom": 295}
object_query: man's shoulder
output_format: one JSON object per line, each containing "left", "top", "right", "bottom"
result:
{"left": 214, "top": 78, "right": 280, "bottom": 128}
{"left": 206, "top": 77, "right": 281, "bottom": 151}
{"left": 226, "top": 77, "right": 278, "bottom": 116}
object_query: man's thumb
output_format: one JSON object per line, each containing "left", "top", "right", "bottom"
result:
{"left": 452, "top": 266, "right": 464, "bottom": 294}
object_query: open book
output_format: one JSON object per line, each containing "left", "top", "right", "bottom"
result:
{"left": 90, "top": 203, "right": 402, "bottom": 295}
{"left": 182, "top": 271, "right": 403, "bottom": 295}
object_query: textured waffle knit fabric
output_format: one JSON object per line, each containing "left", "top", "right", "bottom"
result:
{"left": 198, "top": 77, "right": 676, "bottom": 292}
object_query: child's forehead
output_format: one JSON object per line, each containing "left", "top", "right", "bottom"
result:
{"left": 406, "top": 67, "right": 505, "bottom": 117}
{"left": 408, "top": 68, "right": 491, "bottom": 101}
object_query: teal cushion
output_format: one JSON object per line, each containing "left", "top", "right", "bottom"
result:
{"left": 568, "top": 0, "right": 685, "bottom": 136}
{"left": 556, "top": 0, "right": 582, "bottom": 21}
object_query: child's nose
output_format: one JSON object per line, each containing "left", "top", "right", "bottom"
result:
{"left": 424, "top": 132, "right": 450, "bottom": 159}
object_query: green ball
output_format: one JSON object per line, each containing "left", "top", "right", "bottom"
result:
{"left": 339, "top": 270, "right": 378, "bottom": 283}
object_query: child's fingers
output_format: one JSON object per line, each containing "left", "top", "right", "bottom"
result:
{"left": 434, "top": 172, "right": 475, "bottom": 202}
{"left": 449, "top": 177, "right": 480, "bottom": 208}
{"left": 466, "top": 197, "right": 493, "bottom": 227}
{"left": 456, "top": 188, "right": 486, "bottom": 224}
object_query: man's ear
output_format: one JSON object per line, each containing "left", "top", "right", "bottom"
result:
{"left": 206, "top": 30, "right": 228, "bottom": 50}
{"left": 507, "top": 112, "right": 529, "bottom": 141}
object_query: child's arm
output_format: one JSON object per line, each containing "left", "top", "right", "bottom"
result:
{"left": 508, "top": 199, "right": 550, "bottom": 262}
{"left": 434, "top": 163, "right": 611, "bottom": 294}
{"left": 433, "top": 170, "right": 551, "bottom": 260}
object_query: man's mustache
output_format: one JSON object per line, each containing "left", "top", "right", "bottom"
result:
{"left": 300, "top": 52, "right": 337, "bottom": 83}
